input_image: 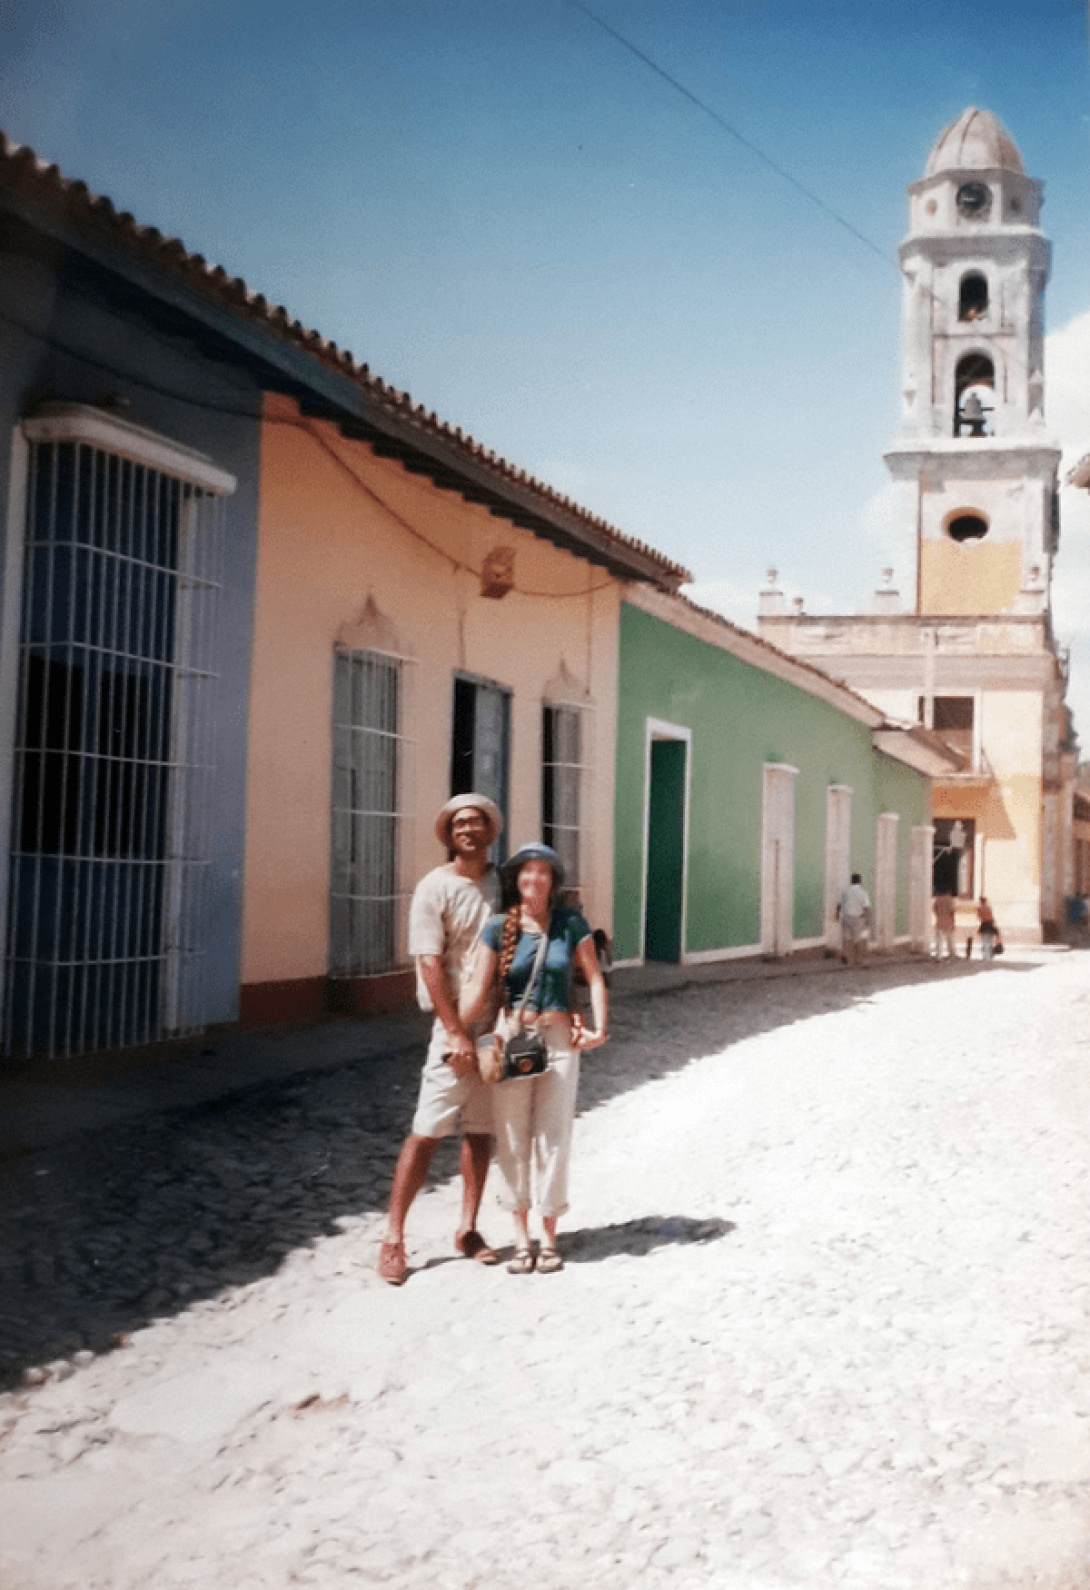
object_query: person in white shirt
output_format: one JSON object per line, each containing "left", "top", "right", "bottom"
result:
{"left": 377, "top": 794, "right": 503, "bottom": 1286}
{"left": 836, "top": 873, "right": 871, "bottom": 966}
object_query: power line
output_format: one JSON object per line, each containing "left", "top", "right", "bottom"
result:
{"left": 568, "top": 2, "right": 1056, "bottom": 411}
{"left": 568, "top": 0, "right": 892, "bottom": 268}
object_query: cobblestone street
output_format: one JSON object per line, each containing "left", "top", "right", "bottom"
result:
{"left": 1, "top": 949, "right": 1088, "bottom": 1589}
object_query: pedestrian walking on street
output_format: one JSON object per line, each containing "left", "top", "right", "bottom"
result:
{"left": 377, "top": 794, "right": 504, "bottom": 1286}
{"left": 933, "top": 891, "right": 958, "bottom": 960}
{"left": 1064, "top": 891, "right": 1087, "bottom": 946}
{"left": 836, "top": 872, "right": 871, "bottom": 965}
{"left": 976, "top": 896, "right": 1000, "bottom": 959}
{"left": 460, "top": 843, "right": 608, "bottom": 1275}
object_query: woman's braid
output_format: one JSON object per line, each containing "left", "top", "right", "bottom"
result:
{"left": 497, "top": 903, "right": 521, "bottom": 996}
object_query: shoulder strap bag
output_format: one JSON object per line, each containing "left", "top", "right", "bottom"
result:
{"left": 477, "top": 928, "right": 550, "bottom": 1083}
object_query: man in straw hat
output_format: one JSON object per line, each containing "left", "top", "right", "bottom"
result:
{"left": 377, "top": 793, "right": 504, "bottom": 1285}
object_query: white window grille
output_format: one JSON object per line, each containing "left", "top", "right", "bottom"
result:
{"left": 330, "top": 649, "right": 413, "bottom": 977}
{"left": 3, "top": 406, "right": 233, "bottom": 1058}
{"left": 542, "top": 703, "right": 585, "bottom": 895}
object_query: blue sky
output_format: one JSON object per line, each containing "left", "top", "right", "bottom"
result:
{"left": 4, "top": 0, "right": 1090, "bottom": 729}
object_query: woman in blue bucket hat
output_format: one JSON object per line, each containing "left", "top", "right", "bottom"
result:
{"left": 460, "top": 843, "right": 608, "bottom": 1273}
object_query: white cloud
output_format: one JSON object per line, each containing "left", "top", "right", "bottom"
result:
{"left": 855, "top": 480, "right": 918, "bottom": 606}
{"left": 685, "top": 567, "right": 856, "bottom": 627}
{"left": 1048, "top": 309, "right": 1090, "bottom": 749}
{"left": 681, "top": 576, "right": 759, "bottom": 630}
{"left": 1047, "top": 308, "right": 1090, "bottom": 465}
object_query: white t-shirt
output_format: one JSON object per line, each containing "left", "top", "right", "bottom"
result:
{"left": 839, "top": 882, "right": 871, "bottom": 922}
{"left": 407, "top": 863, "right": 500, "bottom": 1011}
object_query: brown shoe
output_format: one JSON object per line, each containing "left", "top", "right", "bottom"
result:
{"left": 377, "top": 1240, "right": 408, "bottom": 1286}
{"left": 455, "top": 1229, "right": 499, "bottom": 1265}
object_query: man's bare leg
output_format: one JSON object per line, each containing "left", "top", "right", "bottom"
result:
{"left": 378, "top": 1135, "right": 438, "bottom": 1283}
{"left": 455, "top": 1132, "right": 498, "bottom": 1262}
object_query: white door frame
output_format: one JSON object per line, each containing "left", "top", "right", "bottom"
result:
{"left": 825, "top": 785, "right": 853, "bottom": 951}
{"left": 875, "top": 812, "right": 900, "bottom": 951}
{"left": 762, "top": 763, "right": 798, "bottom": 957}
{"left": 640, "top": 717, "right": 692, "bottom": 963}
{"left": 910, "top": 824, "right": 935, "bottom": 951}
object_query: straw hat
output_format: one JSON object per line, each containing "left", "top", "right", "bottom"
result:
{"left": 435, "top": 793, "right": 504, "bottom": 847}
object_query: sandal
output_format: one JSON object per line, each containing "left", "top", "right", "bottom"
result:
{"left": 506, "top": 1247, "right": 536, "bottom": 1275}
{"left": 537, "top": 1246, "right": 564, "bottom": 1274}
{"left": 455, "top": 1229, "right": 499, "bottom": 1265}
{"left": 377, "top": 1240, "right": 408, "bottom": 1286}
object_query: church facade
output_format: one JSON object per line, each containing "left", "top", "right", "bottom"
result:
{"left": 759, "top": 108, "right": 1076, "bottom": 943}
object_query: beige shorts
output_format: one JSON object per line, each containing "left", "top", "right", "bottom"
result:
{"left": 410, "top": 1022, "right": 494, "bottom": 1139}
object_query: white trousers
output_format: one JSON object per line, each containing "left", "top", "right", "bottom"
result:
{"left": 491, "top": 1030, "right": 580, "bottom": 1217}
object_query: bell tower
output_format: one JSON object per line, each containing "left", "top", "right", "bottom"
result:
{"left": 757, "top": 107, "right": 1077, "bottom": 943}
{"left": 885, "top": 107, "right": 1061, "bottom": 616}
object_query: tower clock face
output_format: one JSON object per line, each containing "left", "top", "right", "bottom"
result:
{"left": 957, "top": 181, "right": 991, "bottom": 219}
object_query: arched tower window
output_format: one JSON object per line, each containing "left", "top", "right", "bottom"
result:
{"left": 947, "top": 512, "right": 989, "bottom": 543}
{"left": 958, "top": 272, "right": 989, "bottom": 322}
{"left": 955, "top": 353, "right": 994, "bottom": 437}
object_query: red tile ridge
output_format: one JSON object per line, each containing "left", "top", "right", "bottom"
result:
{"left": 1, "top": 131, "right": 689, "bottom": 583}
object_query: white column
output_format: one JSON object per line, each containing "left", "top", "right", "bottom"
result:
{"left": 875, "top": 813, "right": 900, "bottom": 951}
{"left": 910, "top": 824, "right": 935, "bottom": 951}
{"left": 762, "top": 764, "right": 799, "bottom": 958}
{"left": 825, "top": 786, "right": 853, "bottom": 951}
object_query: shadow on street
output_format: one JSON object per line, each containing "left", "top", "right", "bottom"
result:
{"left": 0, "top": 954, "right": 1039, "bottom": 1389}
{"left": 564, "top": 1214, "right": 736, "bottom": 1263}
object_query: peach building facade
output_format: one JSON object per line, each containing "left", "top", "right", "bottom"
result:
{"left": 240, "top": 393, "right": 673, "bottom": 1020}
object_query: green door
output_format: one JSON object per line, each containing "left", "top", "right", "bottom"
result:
{"left": 645, "top": 739, "right": 686, "bottom": 962}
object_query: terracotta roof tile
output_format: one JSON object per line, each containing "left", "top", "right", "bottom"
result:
{"left": 0, "top": 130, "right": 690, "bottom": 587}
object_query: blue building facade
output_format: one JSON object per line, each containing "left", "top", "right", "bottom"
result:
{"left": 0, "top": 141, "right": 263, "bottom": 1053}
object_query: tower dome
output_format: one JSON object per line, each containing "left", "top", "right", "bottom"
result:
{"left": 924, "top": 107, "right": 1024, "bottom": 176}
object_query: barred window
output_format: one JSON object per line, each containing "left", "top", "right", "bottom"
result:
{"left": 330, "top": 650, "right": 412, "bottom": 976}
{"left": 3, "top": 406, "right": 233, "bottom": 1058}
{"left": 542, "top": 703, "right": 585, "bottom": 895}
{"left": 933, "top": 816, "right": 976, "bottom": 900}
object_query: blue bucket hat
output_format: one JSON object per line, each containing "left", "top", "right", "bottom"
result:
{"left": 502, "top": 842, "right": 566, "bottom": 887}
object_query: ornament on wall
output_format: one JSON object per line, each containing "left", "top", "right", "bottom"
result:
{"left": 480, "top": 545, "right": 516, "bottom": 599}
{"left": 335, "top": 594, "right": 403, "bottom": 655}
{"left": 543, "top": 658, "right": 587, "bottom": 703}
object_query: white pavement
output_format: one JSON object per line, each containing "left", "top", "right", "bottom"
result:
{"left": 1, "top": 949, "right": 1089, "bottom": 1589}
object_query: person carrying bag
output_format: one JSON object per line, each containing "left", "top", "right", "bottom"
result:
{"left": 476, "top": 930, "right": 549, "bottom": 1083}
{"left": 460, "top": 843, "right": 608, "bottom": 1275}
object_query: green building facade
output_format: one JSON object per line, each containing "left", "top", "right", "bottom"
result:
{"left": 613, "top": 593, "right": 939, "bottom": 965}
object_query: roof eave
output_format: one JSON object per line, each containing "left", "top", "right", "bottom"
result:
{"left": 0, "top": 149, "right": 688, "bottom": 591}
{"left": 872, "top": 725, "right": 964, "bottom": 777}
